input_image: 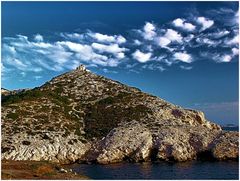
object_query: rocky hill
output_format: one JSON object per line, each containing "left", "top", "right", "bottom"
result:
{"left": 1, "top": 65, "right": 238, "bottom": 164}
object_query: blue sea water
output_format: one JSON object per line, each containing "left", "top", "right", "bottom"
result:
{"left": 71, "top": 161, "right": 239, "bottom": 180}
{"left": 222, "top": 126, "right": 239, "bottom": 131}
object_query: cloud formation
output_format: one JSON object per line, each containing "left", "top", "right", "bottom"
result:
{"left": 89, "top": 32, "right": 126, "bottom": 44}
{"left": 173, "top": 18, "right": 196, "bottom": 31}
{"left": 173, "top": 52, "right": 192, "bottom": 63}
{"left": 2, "top": 6, "right": 238, "bottom": 79}
{"left": 141, "top": 22, "right": 157, "bottom": 40}
{"left": 132, "top": 50, "right": 152, "bottom": 63}
{"left": 196, "top": 17, "right": 214, "bottom": 31}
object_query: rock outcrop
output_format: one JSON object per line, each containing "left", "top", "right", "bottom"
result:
{"left": 210, "top": 131, "right": 239, "bottom": 160}
{"left": 1, "top": 65, "right": 238, "bottom": 164}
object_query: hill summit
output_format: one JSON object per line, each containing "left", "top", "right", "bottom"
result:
{"left": 2, "top": 65, "right": 238, "bottom": 164}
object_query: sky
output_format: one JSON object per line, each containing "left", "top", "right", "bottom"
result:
{"left": 1, "top": 2, "right": 239, "bottom": 125}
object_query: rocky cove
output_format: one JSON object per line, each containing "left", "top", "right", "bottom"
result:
{"left": 1, "top": 65, "right": 239, "bottom": 165}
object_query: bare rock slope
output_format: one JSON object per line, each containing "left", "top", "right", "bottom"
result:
{"left": 2, "top": 65, "right": 238, "bottom": 164}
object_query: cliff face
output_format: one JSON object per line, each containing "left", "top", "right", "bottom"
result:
{"left": 1, "top": 66, "right": 238, "bottom": 164}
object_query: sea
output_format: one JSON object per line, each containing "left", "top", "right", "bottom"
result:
{"left": 70, "top": 161, "right": 239, "bottom": 180}
{"left": 69, "top": 126, "right": 239, "bottom": 180}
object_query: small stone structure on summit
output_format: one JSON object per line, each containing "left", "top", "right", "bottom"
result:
{"left": 76, "top": 65, "right": 86, "bottom": 71}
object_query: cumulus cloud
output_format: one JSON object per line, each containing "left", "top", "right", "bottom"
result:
{"left": 173, "top": 52, "right": 192, "bottom": 63}
{"left": 141, "top": 22, "right": 156, "bottom": 40}
{"left": 211, "top": 53, "right": 236, "bottom": 63}
{"left": 34, "top": 34, "right": 43, "bottom": 42}
{"left": 156, "top": 29, "right": 182, "bottom": 50}
{"left": 132, "top": 50, "right": 152, "bottom": 63}
{"left": 232, "top": 48, "right": 239, "bottom": 56}
{"left": 221, "top": 54, "right": 232, "bottom": 62}
{"left": 91, "top": 43, "right": 126, "bottom": 59}
{"left": 58, "top": 41, "right": 112, "bottom": 66}
{"left": 164, "top": 29, "right": 183, "bottom": 43}
{"left": 173, "top": 18, "right": 196, "bottom": 31}
{"left": 225, "top": 34, "right": 239, "bottom": 46}
{"left": 89, "top": 32, "right": 126, "bottom": 44}
{"left": 196, "top": 17, "right": 214, "bottom": 31}
{"left": 157, "top": 37, "right": 171, "bottom": 47}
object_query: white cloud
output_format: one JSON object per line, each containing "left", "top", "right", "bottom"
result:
{"left": 157, "top": 37, "right": 171, "bottom": 47}
{"left": 32, "top": 42, "right": 53, "bottom": 48}
{"left": 57, "top": 41, "right": 87, "bottom": 52}
{"left": 32, "top": 67, "right": 43, "bottom": 72}
{"left": 34, "top": 34, "right": 43, "bottom": 42}
{"left": 132, "top": 50, "right": 152, "bottom": 63}
{"left": 232, "top": 48, "right": 239, "bottom": 56}
{"left": 221, "top": 54, "right": 232, "bottom": 62}
{"left": 184, "top": 34, "right": 194, "bottom": 42}
{"left": 91, "top": 33, "right": 114, "bottom": 42}
{"left": 47, "top": 49, "right": 73, "bottom": 64}
{"left": 3, "top": 44, "right": 16, "bottom": 54}
{"left": 173, "top": 18, "right": 196, "bottom": 31}
{"left": 5, "top": 58, "right": 28, "bottom": 71}
{"left": 156, "top": 29, "right": 182, "bottom": 49}
{"left": 116, "top": 52, "right": 125, "bottom": 59}
{"left": 225, "top": 34, "right": 239, "bottom": 46}
{"left": 164, "top": 29, "right": 183, "bottom": 43}
{"left": 142, "top": 22, "right": 156, "bottom": 40}
{"left": 91, "top": 43, "right": 126, "bottom": 57}
{"left": 16, "top": 35, "right": 28, "bottom": 41}
{"left": 89, "top": 32, "right": 126, "bottom": 44}
{"left": 196, "top": 17, "right": 214, "bottom": 31}
{"left": 212, "top": 53, "right": 233, "bottom": 63}
{"left": 57, "top": 41, "right": 118, "bottom": 66}
{"left": 196, "top": 37, "right": 216, "bottom": 46}
{"left": 209, "top": 30, "right": 230, "bottom": 39}
{"left": 116, "top": 35, "right": 127, "bottom": 44}
{"left": 173, "top": 52, "right": 192, "bottom": 63}
{"left": 133, "top": 39, "right": 142, "bottom": 45}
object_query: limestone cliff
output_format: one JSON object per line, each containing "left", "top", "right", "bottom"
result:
{"left": 1, "top": 65, "right": 238, "bottom": 163}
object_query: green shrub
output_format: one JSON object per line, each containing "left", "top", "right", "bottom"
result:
{"left": 22, "top": 140, "right": 31, "bottom": 145}
{"left": 6, "top": 113, "right": 18, "bottom": 120}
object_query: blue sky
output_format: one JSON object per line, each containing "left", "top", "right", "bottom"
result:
{"left": 1, "top": 2, "right": 239, "bottom": 125}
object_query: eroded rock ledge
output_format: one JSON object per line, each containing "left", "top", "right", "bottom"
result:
{"left": 2, "top": 121, "right": 238, "bottom": 164}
